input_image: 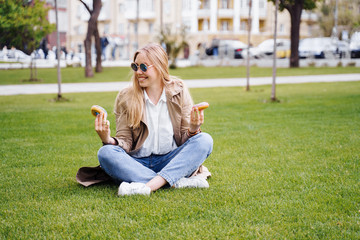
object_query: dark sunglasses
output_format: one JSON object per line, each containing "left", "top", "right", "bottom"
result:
{"left": 131, "top": 62, "right": 153, "bottom": 72}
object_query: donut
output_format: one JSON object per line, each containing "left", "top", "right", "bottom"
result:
{"left": 91, "top": 105, "right": 107, "bottom": 118}
{"left": 193, "top": 102, "right": 209, "bottom": 110}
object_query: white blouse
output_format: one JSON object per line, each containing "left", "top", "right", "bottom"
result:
{"left": 132, "top": 89, "right": 178, "bottom": 158}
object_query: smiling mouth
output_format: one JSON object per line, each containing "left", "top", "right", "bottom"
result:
{"left": 138, "top": 76, "right": 147, "bottom": 81}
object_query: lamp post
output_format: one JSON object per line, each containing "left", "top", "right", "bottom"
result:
{"left": 55, "top": 0, "right": 62, "bottom": 99}
{"left": 271, "top": 0, "right": 278, "bottom": 102}
{"left": 135, "top": 0, "right": 139, "bottom": 50}
{"left": 246, "top": 0, "right": 252, "bottom": 92}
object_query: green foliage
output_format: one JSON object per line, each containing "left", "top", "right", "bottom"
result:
{"left": 0, "top": 81, "right": 359, "bottom": 238}
{"left": 268, "top": 0, "right": 319, "bottom": 12}
{"left": 157, "top": 25, "right": 189, "bottom": 69}
{"left": 318, "top": 0, "right": 360, "bottom": 37}
{"left": 0, "top": 0, "right": 55, "bottom": 54}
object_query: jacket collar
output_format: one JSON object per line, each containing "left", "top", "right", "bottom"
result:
{"left": 165, "top": 79, "right": 183, "bottom": 102}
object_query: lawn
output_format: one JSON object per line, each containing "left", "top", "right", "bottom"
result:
{"left": 0, "top": 65, "right": 360, "bottom": 85}
{"left": 1, "top": 81, "right": 359, "bottom": 239}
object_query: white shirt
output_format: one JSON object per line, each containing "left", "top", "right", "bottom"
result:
{"left": 132, "top": 89, "right": 178, "bottom": 158}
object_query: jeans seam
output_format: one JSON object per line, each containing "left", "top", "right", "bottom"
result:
{"left": 158, "top": 172, "right": 174, "bottom": 186}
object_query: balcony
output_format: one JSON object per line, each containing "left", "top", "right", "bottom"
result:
{"left": 125, "top": 0, "right": 155, "bottom": 20}
{"left": 218, "top": 8, "right": 234, "bottom": 18}
{"left": 240, "top": 7, "right": 267, "bottom": 19}
{"left": 302, "top": 11, "right": 318, "bottom": 22}
{"left": 198, "top": 9, "right": 211, "bottom": 18}
{"left": 125, "top": 10, "right": 155, "bottom": 20}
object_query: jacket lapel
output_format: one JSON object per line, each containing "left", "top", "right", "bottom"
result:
{"left": 165, "top": 81, "right": 183, "bottom": 146}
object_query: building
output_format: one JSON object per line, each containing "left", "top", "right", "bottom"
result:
{"left": 46, "top": 0, "right": 319, "bottom": 60}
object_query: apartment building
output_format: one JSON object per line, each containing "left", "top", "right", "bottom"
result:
{"left": 45, "top": 0, "right": 318, "bottom": 60}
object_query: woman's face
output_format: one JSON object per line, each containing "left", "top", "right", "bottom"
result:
{"left": 134, "top": 53, "right": 162, "bottom": 89}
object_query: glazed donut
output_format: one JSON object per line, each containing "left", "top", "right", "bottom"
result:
{"left": 91, "top": 105, "right": 107, "bottom": 118}
{"left": 193, "top": 102, "right": 209, "bottom": 110}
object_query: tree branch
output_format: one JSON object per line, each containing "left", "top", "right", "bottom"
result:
{"left": 279, "top": 0, "right": 291, "bottom": 12}
{"left": 79, "top": 0, "right": 92, "bottom": 14}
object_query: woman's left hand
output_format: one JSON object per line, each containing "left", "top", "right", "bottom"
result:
{"left": 189, "top": 107, "right": 204, "bottom": 133}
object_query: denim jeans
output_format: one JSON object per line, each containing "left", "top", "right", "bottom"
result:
{"left": 97, "top": 132, "right": 213, "bottom": 186}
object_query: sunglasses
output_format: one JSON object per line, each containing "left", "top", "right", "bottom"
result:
{"left": 131, "top": 62, "right": 153, "bottom": 72}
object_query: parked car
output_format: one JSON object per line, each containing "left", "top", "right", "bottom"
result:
{"left": 299, "top": 37, "right": 337, "bottom": 59}
{"left": 336, "top": 40, "right": 350, "bottom": 58}
{"left": 250, "top": 38, "right": 290, "bottom": 59}
{"left": 350, "top": 32, "right": 360, "bottom": 58}
{"left": 1, "top": 48, "right": 31, "bottom": 61}
{"left": 206, "top": 39, "right": 249, "bottom": 59}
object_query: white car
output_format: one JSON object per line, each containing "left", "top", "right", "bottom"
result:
{"left": 4, "top": 48, "right": 32, "bottom": 61}
{"left": 350, "top": 32, "right": 360, "bottom": 58}
{"left": 299, "top": 38, "right": 337, "bottom": 59}
{"left": 336, "top": 40, "right": 350, "bottom": 59}
{"left": 250, "top": 39, "right": 290, "bottom": 59}
{"left": 206, "top": 39, "right": 250, "bottom": 59}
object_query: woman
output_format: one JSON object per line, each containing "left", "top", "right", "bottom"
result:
{"left": 95, "top": 43, "right": 213, "bottom": 196}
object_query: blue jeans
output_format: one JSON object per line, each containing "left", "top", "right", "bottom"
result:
{"left": 97, "top": 133, "right": 213, "bottom": 186}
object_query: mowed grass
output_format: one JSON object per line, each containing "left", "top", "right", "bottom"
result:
{"left": 0, "top": 65, "right": 360, "bottom": 85}
{"left": 1, "top": 81, "right": 360, "bottom": 239}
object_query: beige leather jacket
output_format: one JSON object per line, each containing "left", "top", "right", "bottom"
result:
{"left": 113, "top": 78, "right": 193, "bottom": 155}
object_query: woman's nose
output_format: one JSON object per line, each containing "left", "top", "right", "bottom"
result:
{"left": 136, "top": 67, "right": 143, "bottom": 74}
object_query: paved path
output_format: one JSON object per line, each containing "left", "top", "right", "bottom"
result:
{"left": 1, "top": 74, "right": 359, "bottom": 96}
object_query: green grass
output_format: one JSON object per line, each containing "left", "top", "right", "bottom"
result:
{"left": 0, "top": 65, "right": 360, "bottom": 85}
{"left": 1, "top": 82, "right": 360, "bottom": 239}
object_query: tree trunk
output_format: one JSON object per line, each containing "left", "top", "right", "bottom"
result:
{"left": 84, "top": 27, "right": 94, "bottom": 77}
{"left": 288, "top": 1, "right": 303, "bottom": 68}
{"left": 94, "top": 25, "right": 102, "bottom": 73}
{"left": 271, "top": 0, "right": 278, "bottom": 102}
{"left": 30, "top": 58, "right": 34, "bottom": 80}
{"left": 82, "top": 0, "right": 102, "bottom": 77}
{"left": 246, "top": 0, "right": 252, "bottom": 91}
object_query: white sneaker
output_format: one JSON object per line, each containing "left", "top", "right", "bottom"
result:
{"left": 174, "top": 175, "right": 209, "bottom": 189}
{"left": 118, "top": 182, "right": 151, "bottom": 196}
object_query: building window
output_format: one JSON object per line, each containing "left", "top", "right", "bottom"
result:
{"left": 144, "top": 0, "right": 154, "bottom": 11}
{"left": 148, "top": 22, "right": 153, "bottom": 33}
{"left": 183, "top": 20, "right": 191, "bottom": 30}
{"left": 241, "top": 0, "right": 251, "bottom": 8}
{"left": 119, "top": 3, "right": 124, "bottom": 13}
{"left": 134, "top": 23, "right": 138, "bottom": 34}
{"left": 203, "top": 19, "right": 209, "bottom": 31}
{"left": 240, "top": 20, "right": 247, "bottom": 31}
{"left": 104, "top": 24, "right": 110, "bottom": 34}
{"left": 164, "top": 0, "right": 171, "bottom": 15}
{"left": 221, "top": 20, "right": 229, "bottom": 31}
{"left": 198, "top": 19, "right": 209, "bottom": 31}
{"left": 259, "top": 0, "right": 265, "bottom": 8}
{"left": 220, "top": 0, "right": 230, "bottom": 9}
{"left": 118, "top": 23, "right": 124, "bottom": 34}
{"left": 200, "top": 0, "right": 210, "bottom": 9}
{"left": 308, "top": 25, "right": 312, "bottom": 36}
{"left": 279, "top": 24, "right": 284, "bottom": 33}
{"left": 182, "top": 0, "right": 191, "bottom": 10}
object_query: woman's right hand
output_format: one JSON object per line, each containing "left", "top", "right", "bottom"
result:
{"left": 95, "top": 112, "right": 112, "bottom": 144}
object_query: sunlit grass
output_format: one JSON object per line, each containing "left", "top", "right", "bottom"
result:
{"left": 1, "top": 81, "right": 359, "bottom": 239}
{"left": 0, "top": 65, "right": 359, "bottom": 85}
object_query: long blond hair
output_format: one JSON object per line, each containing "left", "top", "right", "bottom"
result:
{"left": 120, "top": 43, "right": 173, "bottom": 128}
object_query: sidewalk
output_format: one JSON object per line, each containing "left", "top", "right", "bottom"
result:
{"left": 0, "top": 74, "right": 359, "bottom": 96}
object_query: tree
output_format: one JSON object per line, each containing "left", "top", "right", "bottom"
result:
{"left": 246, "top": 0, "right": 252, "bottom": 91}
{"left": 268, "top": 0, "right": 319, "bottom": 68}
{"left": 0, "top": 0, "right": 55, "bottom": 80}
{"left": 271, "top": 0, "right": 279, "bottom": 102}
{"left": 318, "top": 0, "right": 360, "bottom": 38}
{"left": 79, "top": 0, "right": 102, "bottom": 77}
{"left": 157, "top": 26, "right": 189, "bottom": 69}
